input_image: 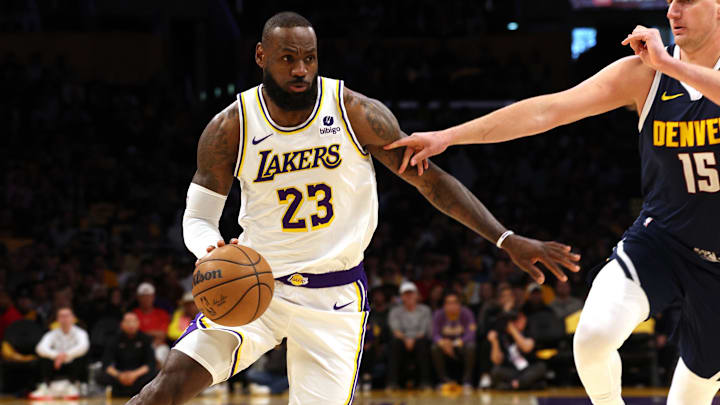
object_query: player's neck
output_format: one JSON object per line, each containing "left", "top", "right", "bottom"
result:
{"left": 679, "top": 32, "right": 720, "bottom": 68}
{"left": 261, "top": 87, "right": 315, "bottom": 127}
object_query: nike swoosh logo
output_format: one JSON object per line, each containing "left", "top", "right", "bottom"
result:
{"left": 252, "top": 133, "right": 273, "bottom": 145}
{"left": 661, "top": 91, "right": 684, "bottom": 101}
{"left": 333, "top": 301, "right": 355, "bottom": 311}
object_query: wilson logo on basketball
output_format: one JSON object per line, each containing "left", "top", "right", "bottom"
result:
{"left": 193, "top": 269, "right": 223, "bottom": 286}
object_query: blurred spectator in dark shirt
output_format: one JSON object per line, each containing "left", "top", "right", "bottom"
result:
{"left": 246, "top": 343, "right": 288, "bottom": 395}
{"left": 487, "top": 310, "right": 546, "bottom": 390}
{"left": 431, "top": 292, "right": 476, "bottom": 392}
{"left": 361, "top": 287, "right": 391, "bottom": 390}
{"left": 132, "top": 282, "right": 169, "bottom": 364}
{"left": 426, "top": 284, "right": 445, "bottom": 312}
{"left": 99, "top": 312, "right": 157, "bottom": 397}
{"left": 0, "top": 290, "right": 22, "bottom": 340}
{"left": 167, "top": 291, "right": 198, "bottom": 342}
{"left": 387, "top": 281, "right": 432, "bottom": 390}
{"left": 549, "top": 281, "right": 583, "bottom": 320}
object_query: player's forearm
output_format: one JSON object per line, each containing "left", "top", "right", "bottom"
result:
{"left": 416, "top": 165, "right": 506, "bottom": 244}
{"left": 660, "top": 57, "right": 720, "bottom": 107}
{"left": 445, "top": 95, "right": 557, "bottom": 146}
{"left": 183, "top": 182, "right": 227, "bottom": 258}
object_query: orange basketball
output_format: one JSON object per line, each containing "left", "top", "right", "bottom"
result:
{"left": 191, "top": 244, "right": 274, "bottom": 327}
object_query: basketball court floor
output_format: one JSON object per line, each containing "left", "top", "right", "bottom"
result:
{"left": 2, "top": 388, "right": 719, "bottom": 405}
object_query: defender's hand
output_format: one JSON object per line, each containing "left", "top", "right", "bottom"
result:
{"left": 383, "top": 130, "right": 448, "bottom": 174}
{"left": 621, "top": 25, "right": 671, "bottom": 71}
{"left": 195, "top": 238, "right": 239, "bottom": 265}
{"left": 502, "top": 235, "right": 581, "bottom": 284}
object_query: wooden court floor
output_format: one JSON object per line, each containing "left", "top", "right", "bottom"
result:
{"left": 3, "top": 388, "right": 719, "bottom": 405}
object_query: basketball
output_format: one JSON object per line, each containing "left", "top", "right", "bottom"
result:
{"left": 191, "top": 244, "right": 274, "bottom": 327}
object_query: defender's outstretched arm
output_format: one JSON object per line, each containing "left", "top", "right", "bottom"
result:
{"left": 343, "top": 87, "right": 580, "bottom": 284}
{"left": 385, "top": 55, "right": 654, "bottom": 171}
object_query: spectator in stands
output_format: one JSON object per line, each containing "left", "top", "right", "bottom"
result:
{"left": 1, "top": 319, "right": 41, "bottom": 396}
{"left": 549, "top": 281, "right": 583, "bottom": 320}
{"left": 132, "top": 282, "right": 170, "bottom": 364}
{"left": 0, "top": 290, "right": 22, "bottom": 340}
{"left": 30, "top": 307, "right": 89, "bottom": 399}
{"left": 99, "top": 312, "right": 157, "bottom": 397}
{"left": 246, "top": 343, "right": 289, "bottom": 395}
{"left": 487, "top": 310, "right": 546, "bottom": 390}
{"left": 431, "top": 292, "right": 477, "bottom": 393}
{"left": 387, "top": 281, "right": 432, "bottom": 390}
{"left": 167, "top": 291, "right": 198, "bottom": 341}
{"left": 361, "top": 287, "right": 392, "bottom": 390}
{"left": 426, "top": 284, "right": 445, "bottom": 312}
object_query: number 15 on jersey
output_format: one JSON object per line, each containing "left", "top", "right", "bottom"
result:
{"left": 678, "top": 152, "right": 720, "bottom": 193}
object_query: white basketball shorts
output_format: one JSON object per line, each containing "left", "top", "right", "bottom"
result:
{"left": 173, "top": 271, "right": 369, "bottom": 405}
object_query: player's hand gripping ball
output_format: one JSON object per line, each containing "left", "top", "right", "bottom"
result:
{"left": 192, "top": 244, "right": 274, "bottom": 327}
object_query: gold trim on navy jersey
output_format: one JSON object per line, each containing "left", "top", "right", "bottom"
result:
{"left": 256, "top": 77, "right": 324, "bottom": 134}
{"left": 338, "top": 80, "right": 369, "bottom": 157}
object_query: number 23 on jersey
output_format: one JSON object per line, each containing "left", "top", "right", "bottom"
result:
{"left": 277, "top": 183, "right": 334, "bottom": 232}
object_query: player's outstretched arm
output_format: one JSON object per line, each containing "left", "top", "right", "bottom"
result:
{"left": 343, "top": 88, "right": 580, "bottom": 284}
{"left": 184, "top": 101, "right": 241, "bottom": 259}
{"left": 385, "top": 56, "right": 654, "bottom": 172}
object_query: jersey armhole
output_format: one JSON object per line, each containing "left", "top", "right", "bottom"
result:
{"left": 337, "top": 80, "right": 369, "bottom": 157}
{"left": 637, "top": 69, "right": 662, "bottom": 132}
{"left": 234, "top": 93, "right": 248, "bottom": 177}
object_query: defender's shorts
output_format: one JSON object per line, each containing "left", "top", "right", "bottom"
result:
{"left": 604, "top": 214, "right": 720, "bottom": 380}
{"left": 173, "top": 271, "right": 369, "bottom": 405}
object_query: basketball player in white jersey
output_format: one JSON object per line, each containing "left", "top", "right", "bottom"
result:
{"left": 126, "top": 12, "right": 580, "bottom": 405}
{"left": 387, "top": 1, "right": 720, "bottom": 403}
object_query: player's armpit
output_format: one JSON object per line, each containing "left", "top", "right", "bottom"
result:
{"left": 191, "top": 101, "right": 240, "bottom": 196}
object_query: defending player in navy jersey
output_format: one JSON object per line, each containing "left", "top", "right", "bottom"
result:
{"left": 388, "top": 1, "right": 720, "bottom": 403}
{"left": 125, "top": 12, "right": 580, "bottom": 405}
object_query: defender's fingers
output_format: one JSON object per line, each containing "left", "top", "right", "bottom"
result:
{"left": 424, "top": 159, "right": 429, "bottom": 170}
{"left": 216, "top": 239, "right": 226, "bottom": 247}
{"left": 383, "top": 137, "right": 414, "bottom": 150}
{"left": 410, "top": 148, "right": 433, "bottom": 167}
{"left": 417, "top": 158, "right": 424, "bottom": 176}
{"left": 399, "top": 147, "right": 414, "bottom": 174}
{"left": 230, "top": 238, "right": 239, "bottom": 244}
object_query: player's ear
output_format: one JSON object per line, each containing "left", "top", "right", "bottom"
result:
{"left": 255, "top": 42, "right": 265, "bottom": 69}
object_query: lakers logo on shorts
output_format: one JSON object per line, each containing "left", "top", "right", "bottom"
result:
{"left": 287, "top": 273, "right": 308, "bottom": 286}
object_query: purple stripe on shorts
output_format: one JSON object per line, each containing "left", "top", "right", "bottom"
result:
{"left": 172, "top": 312, "right": 202, "bottom": 347}
{"left": 348, "top": 312, "right": 369, "bottom": 404}
{"left": 277, "top": 261, "right": 365, "bottom": 288}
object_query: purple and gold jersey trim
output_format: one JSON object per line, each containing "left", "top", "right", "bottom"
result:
{"left": 345, "top": 298, "right": 368, "bottom": 404}
{"left": 337, "top": 80, "right": 369, "bottom": 157}
{"left": 256, "top": 77, "right": 324, "bottom": 134}
{"left": 235, "top": 92, "right": 248, "bottom": 177}
{"left": 278, "top": 261, "right": 366, "bottom": 289}
{"left": 194, "top": 314, "right": 246, "bottom": 379}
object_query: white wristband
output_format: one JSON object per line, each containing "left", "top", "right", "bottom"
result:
{"left": 496, "top": 230, "right": 514, "bottom": 248}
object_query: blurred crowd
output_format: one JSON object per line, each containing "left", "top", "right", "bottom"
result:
{"left": 0, "top": 11, "right": 682, "bottom": 398}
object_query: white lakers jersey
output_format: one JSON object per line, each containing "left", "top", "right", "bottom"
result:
{"left": 233, "top": 77, "right": 378, "bottom": 278}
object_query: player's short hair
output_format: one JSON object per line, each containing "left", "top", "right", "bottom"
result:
{"left": 262, "top": 11, "right": 313, "bottom": 44}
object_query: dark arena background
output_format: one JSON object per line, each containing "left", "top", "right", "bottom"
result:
{"left": 0, "top": 1, "right": 715, "bottom": 404}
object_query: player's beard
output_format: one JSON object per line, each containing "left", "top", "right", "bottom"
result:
{"left": 262, "top": 70, "right": 319, "bottom": 111}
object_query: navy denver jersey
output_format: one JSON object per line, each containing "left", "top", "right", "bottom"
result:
{"left": 637, "top": 45, "right": 720, "bottom": 254}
